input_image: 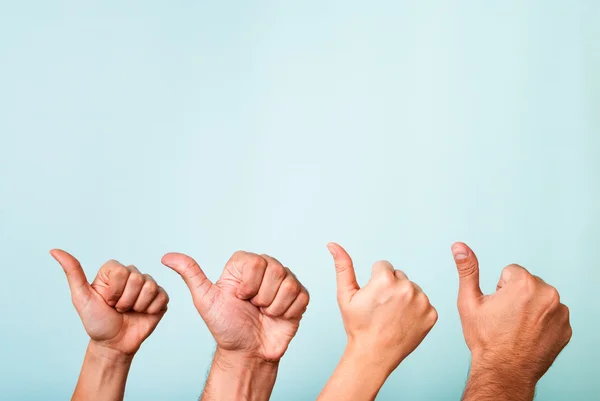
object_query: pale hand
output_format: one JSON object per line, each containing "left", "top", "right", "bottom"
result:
{"left": 162, "top": 251, "right": 309, "bottom": 362}
{"left": 328, "top": 243, "right": 438, "bottom": 373}
{"left": 51, "top": 249, "right": 169, "bottom": 356}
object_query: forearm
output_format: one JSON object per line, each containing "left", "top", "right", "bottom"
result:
{"left": 72, "top": 341, "right": 133, "bottom": 401}
{"left": 317, "top": 345, "right": 391, "bottom": 401}
{"left": 201, "top": 348, "right": 279, "bottom": 401}
{"left": 462, "top": 356, "right": 536, "bottom": 401}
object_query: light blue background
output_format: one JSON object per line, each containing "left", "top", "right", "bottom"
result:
{"left": 1, "top": 1, "right": 598, "bottom": 400}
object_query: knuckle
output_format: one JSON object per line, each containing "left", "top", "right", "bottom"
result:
{"left": 115, "top": 267, "right": 130, "bottom": 279}
{"left": 245, "top": 252, "right": 262, "bottom": 264}
{"left": 565, "top": 325, "right": 573, "bottom": 341}
{"left": 376, "top": 272, "right": 394, "bottom": 285}
{"left": 280, "top": 278, "right": 300, "bottom": 295}
{"left": 249, "top": 255, "right": 268, "bottom": 271}
{"left": 106, "top": 261, "right": 128, "bottom": 276}
{"left": 154, "top": 290, "right": 167, "bottom": 304}
{"left": 235, "top": 251, "right": 267, "bottom": 272}
{"left": 428, "top": 307, "right": 439, "bottom": 325}
{"left": 144, "top": 280, "right": 159, "bottom": 295}
{"left": 104, "top": 259, "right": 120, "bottom": 267}
{"left": 373, "top": 260, "right": 394, "bottom": 270}
{"left": 129, "top": 272, "right": 144, "bottom": 285}
{"left": 418, "top": 290, "right": 430, "bottom": 305}
{"left": 158, "top": 286, "right": 168, "bottom": 300}
{"left": 297, "top": 290, "right": 310, "bottom": 307}
{"left": 546, "top": 286, "right": 560, "bottom": 307}
{"left": 517, "top": 273, "right": 536, "bottom": 293}
{"left": 232, "top": 250, "right": 248, "bottom": 259}
{"left": 270, "top": 264, "right": 287, "bottom": 280}
{"left": 397, "top": 280, "right": 415, "bottom": 296}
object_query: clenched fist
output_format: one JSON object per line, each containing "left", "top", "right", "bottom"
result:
{"left": 452, "top": 242, "right": 572, "bottom": 401}
{"left": 51, "top": 249, "right": 169, "bottom": 356}
{"left": 162, "top": 250, "right": 309, "bottom": 362}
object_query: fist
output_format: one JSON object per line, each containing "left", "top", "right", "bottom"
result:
{"left": 162, "top": 250, "right": 309, "bottom": 362}
{"left": 451, "top": 242, "right": 572, "bottom": 382}
{"left": 328, "top": 243, "right": 438, "bottom": 373}
{"left": 51, "top": 249, "right": 169, "bottom": 356}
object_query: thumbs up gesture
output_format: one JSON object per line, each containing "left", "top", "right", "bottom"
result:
{"left": 451, "top": 242, "right": 572, "bottom": 396}
{"left": 162, "top": 251, "right": 309, "bottom": 362}
{"left": 51, "top": 249, "right": 169, "bottom": 356}
{"left": 328, "top": 243, "right": 437, "bottom": 374}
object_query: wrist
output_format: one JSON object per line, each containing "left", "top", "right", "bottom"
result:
{"left": 316, "top": 341, "right": 392, "bottom": 401}
{"left": 201, "top": 347, "right": 279, "bottom": 401}
{"left": 471, "top": 350, "right": 538, "bottom": 388}
{"left": 214, "top": 347, "right": 280, "bottom": 372}
{"left": 464, "top": 352, "right": 537, "bottom": 401}
{"left": 72, "top": 341, "right": 133, "bottom": 401}
{"left": 87, "top": 341, "right": 134, "bottom": 366}
{"left": 344, "top": 339, "right": 401, "bottom": 377}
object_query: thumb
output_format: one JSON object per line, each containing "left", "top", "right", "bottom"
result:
{"left": 327, "top": 242, "right": 360, "bottom": 304}
{"left": 161, "top": 252, "right": 217, "bottom": 315}
{"left": 50, "top": 249, "right": 92, "bottom": 302}
{"left": 451, "top": 242, "right": 483, "bottom": 301}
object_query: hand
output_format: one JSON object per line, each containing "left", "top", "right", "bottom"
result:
{"left": 162, "top": 250, "right": 309, "bottom": 362}
{"left": 51, "top": 249, "right": 169, "bottom": 357}
{"left": 451, "top": 242, "right": 572, "bottom": 385}
{"left": 328, "top": 243, "right": 438, "bottom": 374}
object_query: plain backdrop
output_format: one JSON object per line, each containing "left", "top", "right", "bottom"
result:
{"left": 1, "top": 1, "right": 598, "bottom": 400}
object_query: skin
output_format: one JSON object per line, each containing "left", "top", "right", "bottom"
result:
{"left": 317, "top": 243, "right": 438, "bottom": 401}
{"left": 50, "top": 249, "right": 169, "bottom": 401}
{"left": 451, "top": 242, "right": 572, "bottom": 401}
{"left": 162, "top": 250, "right": 309, "bottom": 401}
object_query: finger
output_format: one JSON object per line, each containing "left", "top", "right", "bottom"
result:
{"left": 93, "top": 260, "right": 131, "bottom": 307}
{"left": 394, "top": 269, "right": 409, "bottom": 280}
{"left": 132, "top": 275, "right": 160, "bottom": 312}
{"left": 369, "top": 260, "right": 395, "bottom": 284}
{"left": 327, "top": 242, "right": 360, "bottom": 303}
{"left": 282, "top": 286, "right": 310, "bottom": 320}
{"left": 498, "top": 264, "right": 531, "bottom": 289}
{"left": 127, "top": 264, "right": 141, "bottom": 274}
{"left": 114, "top": 269, "right": 145, "bottom": 312}
{"left": 161, "top": 252, "right": 217, "bottom": 314}
{"left": 495, "top": 266, "right": 536, "bottom": 291}
{"left": 50, "top": 249, "right": 92, "bottom": 301}
{"left": 412, "top": 281, "right": 423, "bottom": 293}
{"left": 262, "top": 270, "right": 302, "bottom": 317}
{"left": 232, "top": 252, "right": 268, "bottom": 300}
{"left": 451, "top": 242, "right": 483, "bottom": 301}
{"left": 145, "top": 287, "right": 169, "bottom": 314}
{"left": 251, "top": 256, "right": 287, "bottom": 307}
{"left": 558, "top": 303, "right": 570, "bottom": 324}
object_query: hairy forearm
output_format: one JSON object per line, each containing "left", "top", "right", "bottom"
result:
{"left": 462, "top": 356, "right": 536, "bottom": 401}
{"left": 201, "top": 348, "right": 279, "bottom": 401}
{"left": 72, "top": 341, "right": 133, "bottom": 401}
{"left": 317, "top": 345, "right": 391, "bottom": 401}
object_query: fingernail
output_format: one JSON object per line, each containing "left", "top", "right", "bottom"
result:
{"left": 451, "top": 243, "right": 468, "bottom": 260}
{"left": 327, "top": 243, "right": 337, "bottom": 257}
